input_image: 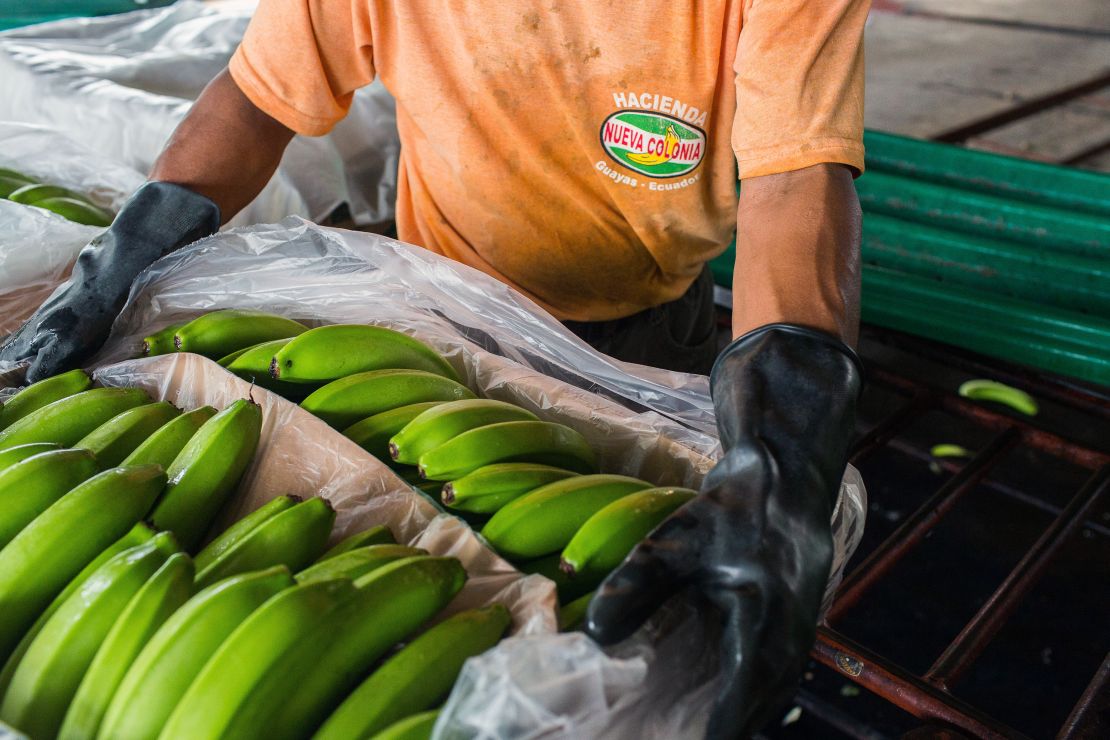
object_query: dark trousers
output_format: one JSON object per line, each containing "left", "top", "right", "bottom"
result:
{"left": 563, "top": 267, "right": 719, "bottom": 376}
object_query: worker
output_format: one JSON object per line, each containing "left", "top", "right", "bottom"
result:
{"left": 1, "top": 2, "right": 867, "bottom": 735}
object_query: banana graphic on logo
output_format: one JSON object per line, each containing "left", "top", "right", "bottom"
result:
{"left": 627, "top": 124, "right": 680, "bottom": 167}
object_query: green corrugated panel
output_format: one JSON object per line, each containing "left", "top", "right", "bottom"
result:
{"left": 0, "top": 1, "right": 174, "bottom": 31}
{"left": 864, "top": 130, "right": 1110, "bottom": 218}
{"left": 707, "top": 133, "right": 1110, "bottom": 383}
{"left": 863, "top": 267, "right": 1110, "bottom": 385}
{"left": 862, "top": 213, "right": 1110, "bottom": 316}
{"left": 863, "top": 266, "right": 1110, "bottom": 353}
{"left": 0, "top": 14, "right": 70, "bottom": 31}
{"left": 708, "top": 237, "right": 1110, "bottom": 383}
{"left": 856, "top": 171, "right": 1109, "bottom": 259}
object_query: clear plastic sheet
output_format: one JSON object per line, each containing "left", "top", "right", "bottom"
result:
{"left": 0, "top": 720, "right": 26, "bottom": 739}
{"left": 92, "top": 353, "right": 557, "bottom": 636}
{"left": 0, "top": 1, "right": 400, "bottom": 226}
{"left": 0, "top": 122, "right": 145, "bottom": 335}
{"left": 84, "top": 218, "right": 868, "bottom": 739}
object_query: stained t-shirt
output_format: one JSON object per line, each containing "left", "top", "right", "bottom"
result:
{"left": 229, "top": 0, "right": 867, "bottom": 321}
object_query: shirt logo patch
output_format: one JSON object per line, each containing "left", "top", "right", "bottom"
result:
{"left": 600, "top": 110, "right": 706, "bottom": 179}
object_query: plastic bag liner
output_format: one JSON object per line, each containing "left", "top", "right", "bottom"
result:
{"left": 0, "top": 720, "right": 27, "bottom": 739}
{"left": 91, "top": 352, "right": 557, "bottom": 637}
{"left": 0, "top": 122, "right": 145, "bottom": 335}
{"left": 0, "top": 0, "right": 400, "bottom": 226}
{"left": 85, "top": 217, "right": 866, "bottom": 739}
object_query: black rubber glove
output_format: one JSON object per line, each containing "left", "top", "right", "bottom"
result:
{"left": 585, "top": 323, "right": 862, "bottom": 739}
{"left": 0, "top": 182, "right": 220, "bottom": 382}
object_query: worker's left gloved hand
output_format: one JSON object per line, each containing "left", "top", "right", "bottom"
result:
{"left": 0, "top": 181, "right": 220, "bottom": 382}
{"left": 585, "top": 323, "right": 862, "bottom": 739}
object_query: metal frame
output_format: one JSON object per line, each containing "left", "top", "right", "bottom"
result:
{"left": 815, "top": 327, "right": 1110, "bottom": 739}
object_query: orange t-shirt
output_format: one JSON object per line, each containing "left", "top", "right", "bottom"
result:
{"left": 230, "top": 0, "right": 867, "bottom": 321}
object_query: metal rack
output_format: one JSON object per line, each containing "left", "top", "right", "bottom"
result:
{"left": 811, "top": 327, "right": 1109, "bottom": 739}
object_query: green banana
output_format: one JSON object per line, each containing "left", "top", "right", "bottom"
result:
{"left": 0, "top": 442, "right": 62, "bottom": 474}
{"left": 302, "top": 370, "right": 475, "bottom": 430}
{"left": 0, "top": 448, "right": 100, "bottom": 549}
{"left": 314, "top": 605, "right": 509, "bottom": 740}
{"left": 59, "top": 553, "right": 194, "bottom": 740}
{"left": 343, "top": 402, "right": 444, "bottom": 461}
{"left": 515, "top": 553, "right": 593, "bottom": 604}
{"left": 0, "top": 168, "right": 35, "bottom": 182}
{"left": 0, "top": 465, "right": 167, "bottom": 665}
{"left": 142, "top": 323, "right": 186, "bottom": 357}
{"left": 272, "top": 325, "right": 459, "bottom": 383}
{"left": 0, "top": 369, "right": 92, "bottom": 432}
{"left": 0, "top": 169, "right": 36, "bottom": 199}
{"left": 194, "top": 497, "right": 335, "bottom": 589}
{"left": 0, "top": 387, "right": 149, "bottom": 451}
{"left": 151, "top": 398, "right": 262, "bottom": 551}
{"left": 481, "top": 474, "right": 652, "bottom": 560}
{"left": 0, "top": 178, "right": 30, "bottom": 199}
{"left": 172, "top": 310, "right": 308, "bottom": 359}
{"left": 230, "top": 556, "right": 466, "bottom": 740}
{"left": 558, "top": 590, "right": 594, "bottom": 632}
{"left": 958, "top": 379, "right": 1039, "bottom": 417}
{"left": 226, "top": 338, "right": 319, "bottom": 399}
{"left": 0, "top": 532, "right": 178, "bottom": 739}
{"left": 0, "top": 524, "right": 157, "bottom": 700}
{"left": 388, "top": 399, "right": 538, "bottom": 465}
{"left": 158, "top": 577, "right": 358, "bottom": 740}
{"left": 369, "top": 711, "right": 440, "bottom": 740}
{"left": 316, "top": 525, "right": 395, "bottom": 562}
{"left": 0, "top": 180, "right": 31, "bottom": 199}
{"left": 37, "top": 197, "right": 114, "bottom": 227}
{"left": 559, "top": 486, "right": 697, "bottom": 583}
{"left": 296, "top": 544, "right": 426, "bottom": 584}
{"left": 930, "top": 443, "right": 971, "bottom": 459}
{"left": 6, "top": 184, "right": 83, "bottom": 206}
{"left": 194, "top": 494, "right": 300, "bottom": 573}
{"left": 75, "top": 401, "right": 181, "bottom": 467}
{"left": 98, "top": 566, "right": 294, "bottom": 740}
{"left": 224, "top": 338, "right": 292, "bottom": 375}
{"left": 441, "top": 463, "right": 580, "bottom": 514}
{"left": 120, "top": 406, "right": 217, "bottom": 468}
{"left": 418, "top": 421, "right": 597, "bottom": 482}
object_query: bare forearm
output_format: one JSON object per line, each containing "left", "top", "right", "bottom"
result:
{"left": 150, "top": 69, "right": 295, "bottom": 225}
{"left": 731, "top": 163, "right": 861, "bottom": 346}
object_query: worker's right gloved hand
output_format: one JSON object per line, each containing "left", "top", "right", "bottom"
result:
{"left": 0, "top": 181, "right": 220, "bottom": 382}
{"left": 585, "top": 324, "right": 862, "bottom": 739}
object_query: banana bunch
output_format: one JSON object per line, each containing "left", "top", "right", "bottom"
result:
{"left": 149, "top": 318, "right": 605, "bottom": 505}
{"left": 313, "top": 604, "right": 509, "bottom": 739}
{"left": 268, "top": 336, "right": 695, "bottom": 613}
{"left": 367, "top": 397, "right": 597, "bottom": 492}
{"left": 273, "top": 325, "right": 460, "bottom": 384}
{"left": 0, "top": 370, "right": 261, "bottom": 675}
{"left": 141, "top": 310, "right": 309, "bottom": 363}
{"left": 437, "top": 456, "right": 697, "bottom": 615}
{"left": 0, "top": 168, "right": 114, "bottom": 227}
{"left": 511, "top": 481, "right": 696, "bottom": 612}
{"left": 0, "top": 370, "right": 513, "bottom": 740}
{"left": 366, "top": 390, "right": 699, "bottom": 620}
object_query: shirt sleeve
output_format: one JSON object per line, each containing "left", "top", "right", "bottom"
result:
{"left": 228, "top": 0, "right": 375, "bottom": 136}
{"left": 732, "top": 0, "right": 868, "bottom": 179}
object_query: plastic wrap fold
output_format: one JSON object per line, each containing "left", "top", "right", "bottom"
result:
{"left": 0, "top": 0, "right": 400, "bottom": 226}
{"left": 83, "top": 217, "right": 867, "bottom": 739}
{"left": 0, "top": 122, "right": 145, "bottom": 335}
